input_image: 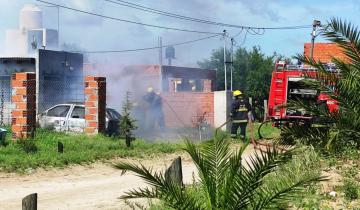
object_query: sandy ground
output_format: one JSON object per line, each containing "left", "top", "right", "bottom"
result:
{"left": 0, "top": 146, "right": 257, "bottom": 210}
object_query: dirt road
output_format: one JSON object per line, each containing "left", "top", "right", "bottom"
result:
{"left": 0, "top": 147, "right": 256, "bottom": 210}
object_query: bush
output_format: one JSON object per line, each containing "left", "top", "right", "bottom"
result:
{"left": 115, "top": 135, "right": 323, "bottom": 209}
{"left": 16, "top": 138, "right": 37, "bottom": 153}
{"left": 343, "top": 179, "right": 359, "bottom": 200}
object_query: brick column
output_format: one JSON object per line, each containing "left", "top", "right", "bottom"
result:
{"left": 84, "top": 76, "right": 106, "bottom": 135}
{"left": 203, "top": 80, "right": 212, "bottom": 92}
{"left": 11, "top": 72, "right": 36, "bottom": 140}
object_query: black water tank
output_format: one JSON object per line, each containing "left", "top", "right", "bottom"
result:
{"left": 165, "top": 46, "right": 175, "bottom": 59}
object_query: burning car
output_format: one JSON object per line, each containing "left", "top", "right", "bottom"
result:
{"left": 37, "top": 103, "right": 121, "bottom": 136}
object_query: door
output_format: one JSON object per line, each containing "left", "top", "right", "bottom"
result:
{"left": 42, "top": 105, "right": 71, "bottom": 131}
{"left": 68, "top": 106, "right": 86, "bottom": 133}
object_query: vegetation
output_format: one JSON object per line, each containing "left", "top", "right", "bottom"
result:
{"left": 115, "top": 133, "right": 322, "bottom": 210}
{"left": 283, "top": 18, "right": 360, "bottom": 153}
{"left": 343, "top": 179, "right": 359, "bottom": 200}
{"left": 267, "top": 18, "right": 360, "bottom": 209}
{"left": 198, "top": 46, "right": 277, "bottom": 99}
{"left": 0, "top": 129, "right": 182, "bottom": 173}
{"left": 120, "top": 91, "right": 137, "bottom": 147}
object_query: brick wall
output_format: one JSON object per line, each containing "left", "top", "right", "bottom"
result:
{"left": 84, "top": 76, "right": 106, "bottom": 134}
{"left": 11, "top": 72, "right": 36, "bottom": 140}
{"left": 304, "top": 43, "right": 347, "bottom": 63}
{"left": 161, "top": 92, "right": 214, "bottom": 128}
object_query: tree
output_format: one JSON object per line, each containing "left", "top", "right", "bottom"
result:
{"left": 119, "top": 91, "right": 137, "bottom": 147}
{"left": 242, "top": 47, "right": 275, "bottom": 99}
{"left": 114, "top": 134, "right": 322, "bottom": 209}
{"left": 198, "top": 47, "right": 275, "bottom": 100}
{"left": 198, "top": 48, "right": 230, "bottom": 91}
{"left": 284, "top": 18, "right": 360, "bottom": 152}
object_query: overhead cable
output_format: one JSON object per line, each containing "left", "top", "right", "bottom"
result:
{"left": 106, "top": 0, "right": 312, "bottom": 30}
{"left": 70, "top": 34, "right": 221, "bottom": 54}
{"left": 36, "top": 0, "right": 222, "bottom": 35}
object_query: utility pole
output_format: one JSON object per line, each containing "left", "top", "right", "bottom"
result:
{"left": 158, "top": 36, "right": 163, "bottom": 66}
{"left": 223, "top": 30, "right": 227, "bottom": 91}
{"left": 57, "top": 6, "right": 60, "bottom": 42}
{"left": 158, "top": 37, "right": 163, "bottom": 91}
{"left": 230, "top": 38, "right": 234, "bottom": 91}
{"left": 310, "top": 20, "right": 321, "bottom": 59}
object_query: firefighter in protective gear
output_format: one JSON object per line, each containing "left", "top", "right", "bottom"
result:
{"left": 230, "top": 90, "right": 252, "bottom": 140}
{"left": 142, "top": 86, "right": 164, "bottom": 130}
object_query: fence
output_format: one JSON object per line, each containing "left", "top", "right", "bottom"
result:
{"left": 3, "top": 71, "right": 94, "bottom": 140}
{"left": 0, "top": 74, "right": 12, "bottom": 126}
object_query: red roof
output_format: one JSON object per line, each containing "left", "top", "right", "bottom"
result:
{"left": 304, "top": 43, "right": 347, "bottom": 63}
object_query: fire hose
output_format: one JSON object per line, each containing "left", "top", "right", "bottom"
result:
{"left": 156, "top": 95, "right": 288, "bottom": 152}
{"left": 216, "top": 117, "right": 288, "bottom": 152}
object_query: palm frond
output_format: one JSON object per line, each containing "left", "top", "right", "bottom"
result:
{"left": 114, "top": 162, "right": 204, "bottom": 209}
{"left": 229, "top": 147, "right": 294, "bottom": 209}
{"left": 252, "top": 175, "right": 326, "bottom": 210}
{"left": 184, "top": 135, "right": 231, "bottom": 208}
{"left": 114, "top": 135, "right": 322, "bottom": 209}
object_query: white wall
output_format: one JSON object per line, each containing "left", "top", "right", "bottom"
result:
{"left": 214, "top": 90, "right": 232, "bottom": 131}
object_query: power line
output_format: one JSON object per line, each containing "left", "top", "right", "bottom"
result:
{"left": 106, "top": 0, "right": 313, "bottom": 30}
{"left": 36, "top": 0, "right": 222, "bottom": 35}
{"left": 71, "top": 34, "right": 221, "bottom": 54}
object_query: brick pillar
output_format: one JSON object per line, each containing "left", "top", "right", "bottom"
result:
{"left": 203, "top": 80, "right": 212, "bottom": 92}
{"left": 11, "top": 73, "right": 36, "bottom": 140}
{"left": 84, "top": 76, "right": 106, "bottom": 135}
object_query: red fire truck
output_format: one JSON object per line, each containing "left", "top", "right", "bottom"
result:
{"left": 266, "top": 61, "right": 338, "bottom": 128}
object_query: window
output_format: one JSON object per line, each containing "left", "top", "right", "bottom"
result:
{"left": 47, "top": 105, "right": 70, "bottom": 117}
{"left": 71, "top": 106, "right": 85, "bottom": 119}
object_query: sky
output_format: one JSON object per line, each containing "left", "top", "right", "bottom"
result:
{"left": 0, "top": 0, "right": 359, "bottom": 67}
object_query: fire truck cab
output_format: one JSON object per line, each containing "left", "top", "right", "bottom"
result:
{"left": 267, "top": 61, "right": 337, "bottom": 127}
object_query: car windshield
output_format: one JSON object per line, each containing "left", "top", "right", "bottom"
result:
{"left": 107, "top": 109, "right": 121, "bottom": 120}
{"left": 47, "top": 105, "right": 71, "bottom": 117}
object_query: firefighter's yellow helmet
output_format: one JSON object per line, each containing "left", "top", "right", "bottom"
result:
{"left": 147, "top": 86, "right": 154, "bottom": 93}
{"left": 233, "top": 90, "right": 242, "bottom": 97}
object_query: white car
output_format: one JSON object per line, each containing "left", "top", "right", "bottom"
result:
{"left": 38, "top": 103, "right": 121, "bottom": 135}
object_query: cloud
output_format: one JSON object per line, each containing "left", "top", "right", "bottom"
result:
{"left": 225, "top": 0, "right": 280, "bottom": 21}
{"left": 60, "top": 0, "right": 106, "bottom": 26}
{"left": 1, "top": 0, "right": 360, "bottom": 66}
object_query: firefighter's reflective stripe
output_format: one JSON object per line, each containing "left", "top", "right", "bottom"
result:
{"left": 231, "top": 134, "right": 237, "bottom": 138}
{"left": 311, "top": 124, "right": 328, "bottom": 128}
{"left": 233, "top": 119, "right": 248, "bottom": 123}
{"left": 237, "top": 108, "right": 248, "bottom": 112}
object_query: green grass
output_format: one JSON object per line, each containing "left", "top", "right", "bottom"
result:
{"left": 246, "top": 122, "right": 281, "bottom": 140}
{"left": 0, "top": 129, "right": 183, "bottom": 173}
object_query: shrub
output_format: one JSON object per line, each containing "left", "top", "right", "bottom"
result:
{"left": 16, "top": 138, "right": 37, "bottom": 153}
{"left": 120, "top": 91, "right": 137, "bottom": 147}
{"left": 115, "top": 134, "right": 323, "bottom": 209}
{"left": 343, "top": 179, "right": 359, "bottom": 200}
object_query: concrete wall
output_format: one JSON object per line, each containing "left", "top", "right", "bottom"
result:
{"left": 214, "top": 91, "right": 232, "bottom": 131}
